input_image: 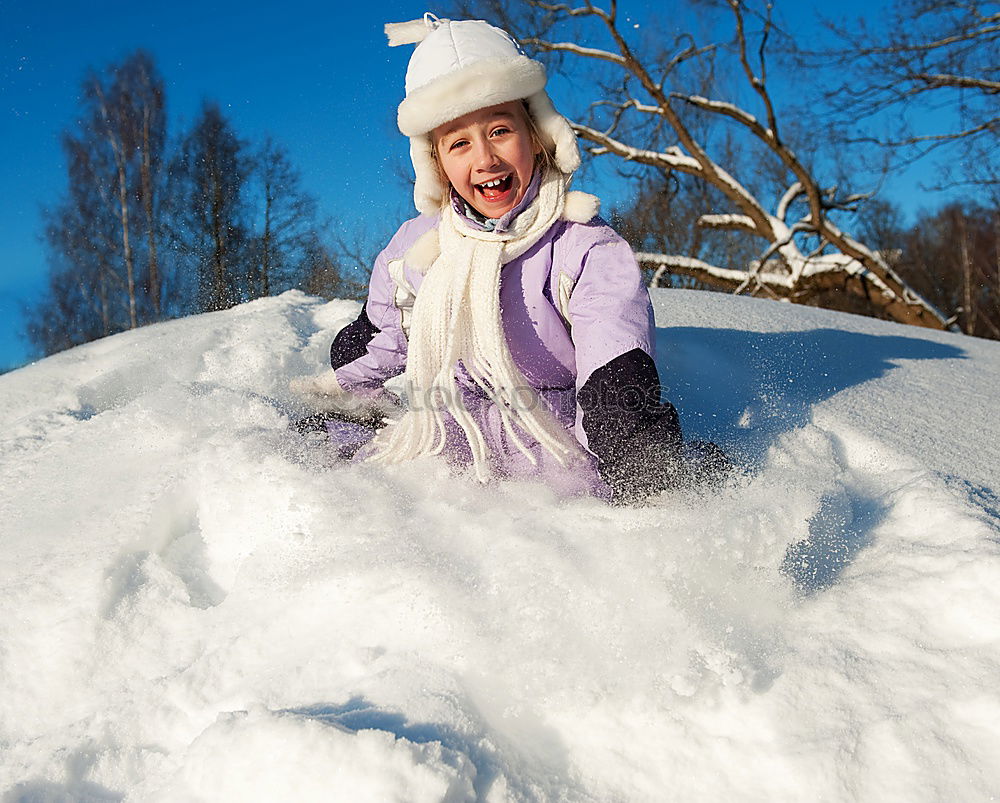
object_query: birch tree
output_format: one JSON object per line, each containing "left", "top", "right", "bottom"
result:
{"left": 127, "top": 53, "right": 168, "bottom": 319}
{"left": 459, "top": 0, "right": 953, "bottom": 330}
{"left": 897, "top": 204, "right": 1000, "bottom": 338}
{"left": 82, "top": 51, "right": 167, "bottom": 328}
{"left": 31, "top": 181, "right": 120, "bottom": 354}
{"left": 30, "top": 51, "right": 168, "bottom": 356}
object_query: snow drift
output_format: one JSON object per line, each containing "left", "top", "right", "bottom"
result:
{"left": 2, "top": 289, "right": 999, "bottom": 801}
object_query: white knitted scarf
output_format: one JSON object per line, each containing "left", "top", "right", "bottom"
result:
{"left": 369, "top": 167, "right": 582, "bottom": 480}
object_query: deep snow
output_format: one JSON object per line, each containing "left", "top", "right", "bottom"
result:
{"left": 1, "top": 289, "right": 999, "bottom": 801}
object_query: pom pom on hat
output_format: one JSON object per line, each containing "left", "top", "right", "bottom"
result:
{"left": 384, "top": 14, "right": 439, "bottom": 47}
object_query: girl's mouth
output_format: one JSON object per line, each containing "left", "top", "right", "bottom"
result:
{"left": 475, "top": 174, "right": 514, "bottom": 203}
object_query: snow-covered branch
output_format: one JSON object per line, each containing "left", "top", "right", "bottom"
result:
{"left": 671, "top": 93, "right": 774, "bottom": 143}
{"left": 639, "top": 253, "right": 761, "bottom": 291}
{"left": 639, "top": 249, "right": 903, "bottom": 302}
{"left": 524, "top": 38, "right": 625, "bottom": 66}
{"left": 776, "top": 183, "right": 804, "bottom": 222}
{"left": 572, "top": 124, "right": 700, "bottom": 172}
{"left": 697, "top": 214, "right": 758, "bottom": 234}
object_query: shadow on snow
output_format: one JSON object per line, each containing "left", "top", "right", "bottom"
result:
{"left": 282, "top": 696, "right": 568, "bottom": 800}
{"left": 655, "top": 326, "right": 966, "bottom": 594}
{"left": 655, "top": 326, "right": 965, "bottom": 466}
{"left": 780, "top": 488, "right": 889, "bottom": 595}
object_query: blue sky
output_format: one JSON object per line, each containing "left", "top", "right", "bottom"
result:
{"left": 0, "top": 0, "right": 945, "bottom": 371}
{"left": 2, "top": 0, "right": 432, "bottom": 370}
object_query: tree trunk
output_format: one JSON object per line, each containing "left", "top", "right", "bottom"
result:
{"left": 211, "top": 162, "right": 227, "bottom": 310}
{"left": 114, "top": 152, "right": 137, "bottom": 329}
{"left": 141, "top": 105, "right": 160, "bottom": 318}
{"left": 261, "top": 182, "right": 272, "bottom": 298}
{"left": 959, "top": 214, "right": 975, "bottom": 334}
{"left": 95, "top": 79, "right": 138, "bottom": 330}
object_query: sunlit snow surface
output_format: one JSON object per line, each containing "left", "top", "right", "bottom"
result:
{"left": 2, "top": 289, "right": 999, "bottom": 801}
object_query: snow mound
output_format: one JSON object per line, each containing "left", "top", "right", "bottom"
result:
{"left": 2, "top": 289, "right": 999, "bottom": 801}
{"left": 156, "top": 707, "right": 476, "bottom": 802}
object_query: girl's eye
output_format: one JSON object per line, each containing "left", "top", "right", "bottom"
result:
{"left": 448, "top": 139, "right": 469, "bottom": 151}
{"left": 490, "top": 127, "right": 511, "bottom": 137}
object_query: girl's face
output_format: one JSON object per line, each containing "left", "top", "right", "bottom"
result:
{"left": 433, "top": 101, "right": 541, "bottom": 219}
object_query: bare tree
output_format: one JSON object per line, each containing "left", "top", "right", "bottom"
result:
{"left": 128, "top": 54, "right": 167, "bottom": 319}
{"left": 76, "top": 51, "right": 167, "bottom": 329}
{"left": 455, "top": 0, "right": 952, "bottom": 330}
{"left": 802, "top": 0, "right": 999, "bottom": 198}
{"left": 896, "top": 203, "right": 1000, "bottom": 337}
{"left": 167, "top": 102, "right": 251, "bottom": 312}
{"left": 300, "top": 231, "right": 369, "bottom": 300}
{"left": 29, "top": 188, "right": 120, "bottom": 354}
{"left": 29, "top": 51, "right": 169, "bottom": 356}
{"left": 28, "top": 55, "right": 354, "bottom": 358}
{"left": 248, "top": 138, "right": 320, "bottom": 298}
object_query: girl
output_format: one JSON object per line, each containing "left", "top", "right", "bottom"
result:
{"left": 292, "top": 14, "right": 725, "bottom": 503}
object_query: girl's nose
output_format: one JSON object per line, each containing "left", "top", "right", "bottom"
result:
{"left": 472, "top": 137, "right": 500, "bottom": 168}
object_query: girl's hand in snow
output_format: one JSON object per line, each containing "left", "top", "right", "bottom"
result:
{"left": 289, "top": 371, "right": 402, "bottom": 425}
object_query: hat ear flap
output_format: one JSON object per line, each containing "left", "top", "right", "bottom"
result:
{"left": 410, "top": 136, "right": 446, "bottom": 216}
{"left": 525, "top": 91, "right": 580, "bottom": 175}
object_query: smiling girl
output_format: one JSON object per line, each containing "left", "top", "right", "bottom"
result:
{"left": 292, "top": 14, "right": 726, "bottom": 503}
{"left": 433, "top": 101, "right": 541, "bottom": 218}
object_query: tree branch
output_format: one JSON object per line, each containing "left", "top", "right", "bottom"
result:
{"left": 525, "top": 38, "right": 626, "bottom": 66}
{"left": 729, "top": 0, "right": 780, "bottom": 139}
{"left": 913, "top": 73, "right": 1000, "bottom": 93}
{"left": 516, "top": 0, "right": 954, "bottom": 330}
{"left": 697, "top": 213, "right": 759, "bottom": 234}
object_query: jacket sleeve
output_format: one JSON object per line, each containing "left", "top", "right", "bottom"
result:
{"left": 565, "top": 226, "right": 685, "bottom": 503}
{"left": 332, "top": 226, "right": 415, "bottom": 400}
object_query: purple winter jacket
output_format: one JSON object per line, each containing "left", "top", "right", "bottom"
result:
{"left": 330, "top": 200, "right": 665, "bottom": 499}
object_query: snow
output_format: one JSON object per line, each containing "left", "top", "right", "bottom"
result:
{"left": 2, "top": 288, "right": 999, "bottom": 801}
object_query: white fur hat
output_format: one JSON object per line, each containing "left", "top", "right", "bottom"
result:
{"left": 385, "top": 13, "right": 581, "bottom": 215}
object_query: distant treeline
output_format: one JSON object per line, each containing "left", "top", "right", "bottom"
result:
{"left": 28, "top": 50, "right": 365, "bottom": 358}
